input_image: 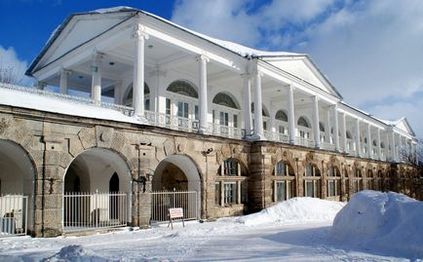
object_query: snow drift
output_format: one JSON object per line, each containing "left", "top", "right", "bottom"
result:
{"left": 43, "top": 245, "right": 107, "bottom": 262}
{"left": 238, "top": 197, "right": 345, "bottom": 226}
{"left": 332, "top": 190, "right": 423, "bottom": 259}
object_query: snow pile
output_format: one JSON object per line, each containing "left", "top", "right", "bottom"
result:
{"left": 331, "top": 190, "right": 423, "bottom": 258}
{"left": 44, "top": 245, "right": 107, "bottom": 262}
{"left": 239, "top": 197, "right": 345, "bottom": 226}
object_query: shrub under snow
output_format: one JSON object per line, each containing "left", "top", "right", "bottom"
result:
{"left": 238, "top": 197, "right": 345, "bottom": 226}
{"left": 331, "top": 190, "right": 423, "bottom": 258}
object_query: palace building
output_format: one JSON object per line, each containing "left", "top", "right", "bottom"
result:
{"left": 0, "top": 7, "right": 419, "bottom": 237}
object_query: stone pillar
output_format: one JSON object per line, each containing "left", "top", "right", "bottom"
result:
{"left": 288, "top": 85, "right": 296, "bottom": 144}
{"left": 340, "top": 112, "right": 347, "bottom": 152}
{"left": 356, "top": 119, "right": 361, "bottom": 157}
{"left": 333, "top": 105, "right": 340, "bottom": 151}
{"left": 59, "top": 68, "right": 70, "bottom": 95}
{"left": 242, "top": 74, "right": 252, "bottom": 135}
{"left": 91, "top": 53, "right": 102, "bottom": 105}
{"left": 377, "top": 128, "right": 382, "bottom": 160}
{"left": 253, "top": 71, "right": 264, "bottom": 139}
{"left": 312, "top": 96, "right": 320, "bottom": 148}
{"left": 367, "top": 124, "right": 372, "bottom": 158}
{"left": 198, "top": 55, "right": 209, "bottom": 133}
{"left": 133, "top": 24, "right": 149, "bottom": 117}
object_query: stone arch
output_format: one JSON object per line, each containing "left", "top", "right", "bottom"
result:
{"left": 0, "top": 139, "right": 37, "bottom": 234}
{"left": 62, "top": 147, "right": 132, "bottom": 229}
{"left": 63, "top": 147, "right": 132, "bottom": 193}
{"left": 152, "top": 154, "right": 202, "bottom": 192}
{"left": 272, "top": 149, "right": 297, "bottom": 174}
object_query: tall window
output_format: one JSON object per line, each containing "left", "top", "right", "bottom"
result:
{"left": 327, "top": 166, "right": 341, "bottom": 198}
{"left": 367, "top": 170, "right": 374, "bottom": 190}
{"left": 298, "top": 116, "right": 311, "bottom": 139}
{"left": 212, "top": 92, "right": 240, "bottom": 136}
{"left": 274, "top": 161, "right": 296, "bottom": 202}
{"left": 353, "top": 167, "right": 363, "bottom": 193}
{"left": 304, "top": 164, "right": 321, "bottom": 198}
{"left": 216, "top": 158, "right": 246, "bottom": 206}
{"left": 275, "top": 110, "right": 288, "bottom": 136}
{"left": 166, "top": 80, "right": 199, "bottom": 128}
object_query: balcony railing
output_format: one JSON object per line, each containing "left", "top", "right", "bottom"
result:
{"left": 263, "top": 130, "right": 289, "bottom": 143}
{"left": 321, "top": 142, "right": 336, "bottom": 151}
{"left": 295, "top": 136, "right": 315, "bottom": 147}
{"left": 0, "top": 83, "right": 395, "bottom": 162}
{"left": 208, "top": 123, "right": 244, "bottom": 139}
{"left": 144, "top": 110, "right": 199, "bottom": 132}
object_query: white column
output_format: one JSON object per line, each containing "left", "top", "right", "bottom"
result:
{"left": 340, "top": 112, "right": 347, "bottom": 152}
{"left": 377, "top": 129, "right": 382, "bottom": 160}
{"left": 356, "top": 119, "right": 361, "bottom": 157}
{"left": 392, "top": 132, "right": 397, "bottom": 162}
{"left": 288, "top": 85, "right": 296, "bottom": 144}
{"left": 198, "top": 54, "right": 209, "bottom": 133}
{"left": 312, "top": 96, "right": 320, "bottom": 148}
{"left": 326, "top": 108, "right": 331, "bottom": 143}
{"left": 133, "top": 24, "right": 149, "bottom": 117}
{"left": 113, "top": 80, "right": 123, "bottom": 105}
{"left": 367, "top": 124, "right": 372, "bottom": 158}
{"left": 253, "top": 71, "right": 264, "bottom": 139}
{"left": 91, "top": 53, "right": 102, "bottom": 105}
{"left": 59, "top": 68, "right": 70, "bottom": 94}
{"left": 242, "top": 74, "right": 252, "bottom": 136}
{"left": 333, "top": 105, "right": 340, "bottom": 151}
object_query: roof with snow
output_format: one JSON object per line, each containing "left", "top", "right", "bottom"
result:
{"left": 26, "top": 6, "right": 303, "bottom": 76}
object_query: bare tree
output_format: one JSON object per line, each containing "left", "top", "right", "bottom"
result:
{"left": 398, "top": 139, "right": 423, "bottom": 200}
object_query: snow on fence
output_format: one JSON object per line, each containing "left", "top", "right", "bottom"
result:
{"left": 0, "top": 195, "right": 28, "bottom": 237}
{"left": 150, "top": 191, "right": 198, "bottom": 223}
{"left": 63, "top": 192, "right": 128, "bottom": 232}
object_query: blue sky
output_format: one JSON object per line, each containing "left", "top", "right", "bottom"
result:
{"left": 1, "top": 0, "right": 422, "bottom": 138}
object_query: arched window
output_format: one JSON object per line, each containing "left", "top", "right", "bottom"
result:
{"left": 372, "top": 140, "right": 377, "bottom": 147}
{"left": 274, "top": 161, "right": 296, "bottom": 202}
{"left": 275, "top": 110, "right": 288, "bottom": 122}
{"left": 367, "top": 169, "right": 374, "bottom": 190}
{"left": 167, "top": 80, "right": 198, "bottom": 98}
{"left": 216, "top": 158, "right": 247, "bottom": 206}
{"left": 327, "top": 166, "right": 341, "bottom": 198}
{"left": 298, "top": 117, "right": 310, "bottom": 128}
{"left": 381, "top": 142, "right": 385, "bottom": 149}
{"left": 346, "top": 131, "right": 352, "bottom": 139}
{"left": 213, "top": 93, "right": 239, "bottom": 109}
{"left": 304, "top": 163, "right": 321, "bottom": 198}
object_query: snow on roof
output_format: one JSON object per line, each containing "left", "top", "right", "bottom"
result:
{"left": 89, "top": 6, "right": 302, "bottom": 58}
{"left": 0, "top": 86, "right": 143, "bottom": 125}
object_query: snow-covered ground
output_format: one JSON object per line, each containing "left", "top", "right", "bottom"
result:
{"left": 0, "top": 195, "right": 421, "bottom": 261}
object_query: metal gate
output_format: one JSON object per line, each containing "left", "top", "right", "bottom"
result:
{"left": 63, "top": 192, "right": 129, "bottom": 232}
{"left": 0, "top": 195, "right": 28, "bottom": 237}
{"left": 150, "top": 191, "right": 198, "bottom": 223}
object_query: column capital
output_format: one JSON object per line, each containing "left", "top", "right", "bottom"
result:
{"left": 132, "top": 24, "right": 149, "bottom": 40}
{"left": 196, "top": 54, "right": 210, "bottom": 63}
{"left": 60, "top": 68, "right": 72, "bottom": 76}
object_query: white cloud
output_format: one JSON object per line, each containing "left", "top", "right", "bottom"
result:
{"left": 0, "top": 45, "right": 33, "bottom": 86}
{"left": 171, "top": 0, "right": 423, "bottom": 138}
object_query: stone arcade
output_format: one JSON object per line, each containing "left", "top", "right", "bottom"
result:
{"left": 0, "top": 7, "right": 419, "bottom": 237}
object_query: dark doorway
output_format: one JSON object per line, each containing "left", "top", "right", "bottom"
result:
{"left": 109, "top": 173, "right": 119, "bottom": 219}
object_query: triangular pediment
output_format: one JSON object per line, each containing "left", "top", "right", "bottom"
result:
{"left": 262, "top": 56, "right": 342, "bottom": 98}
{"left": 33, "top": 11, "right": 135, "bottom": 71}
{"left": 394, "top": 117, "right": 415, "bottom": 136}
